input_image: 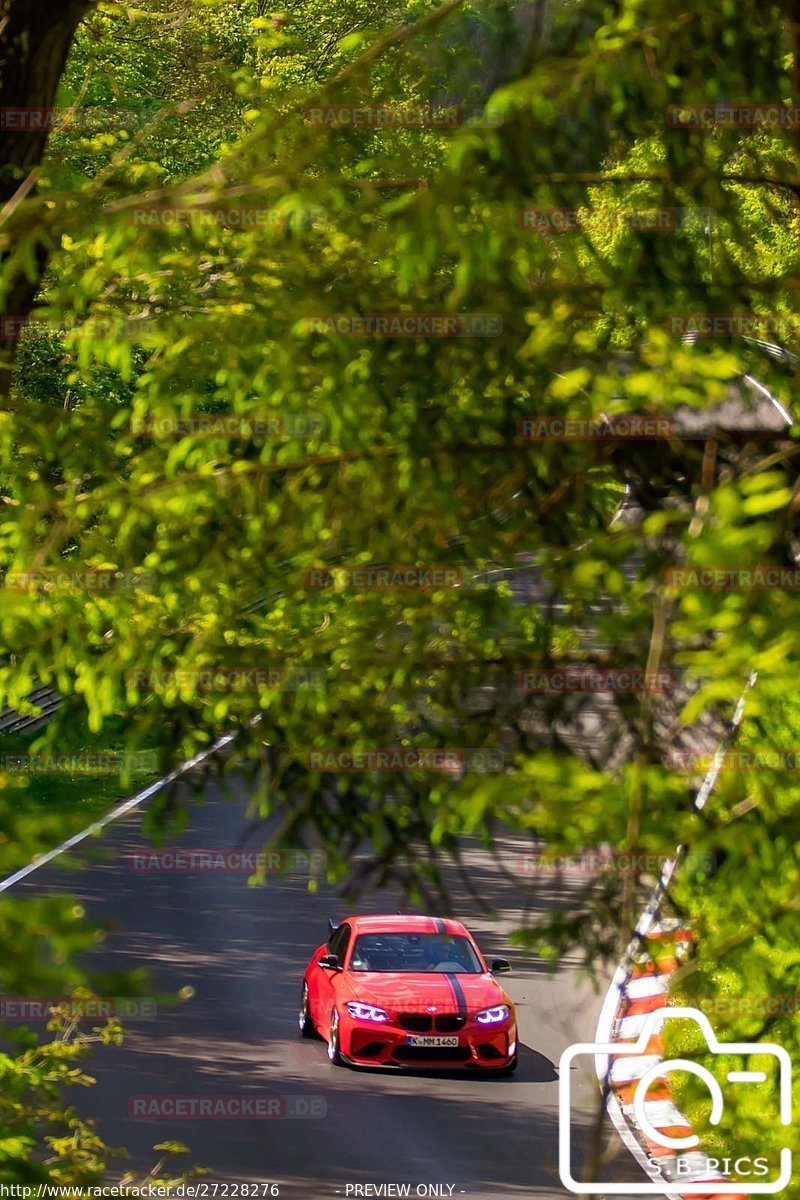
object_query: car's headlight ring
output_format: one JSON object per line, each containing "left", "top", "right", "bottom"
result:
{"left": 345, "top": 1001, "right": 389, "bottom": 1023}
{"left": 475, "top": 1004, "right": 510, "bottom": 1025}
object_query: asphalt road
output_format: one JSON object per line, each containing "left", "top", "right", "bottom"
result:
{"left": 13, "top": 777, "right": 641, "bottom": 1200}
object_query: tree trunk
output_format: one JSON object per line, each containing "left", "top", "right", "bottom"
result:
{"left": 0, "top": 0, "right": 89, "bottom": 400}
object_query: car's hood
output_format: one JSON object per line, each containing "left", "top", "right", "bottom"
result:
{"left": 352, "top": 971, "right": 508, "bottom": 1014}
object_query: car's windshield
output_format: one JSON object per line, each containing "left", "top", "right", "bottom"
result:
{"left": 349, "top": 932, "right": 483, "bottom": 973}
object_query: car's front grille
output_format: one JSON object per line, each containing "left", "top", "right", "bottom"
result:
{"left": 393, "top": 1045, "right": 472, "bottom": 1064}
{"left": 398, "top": 1014, "right": 432, "bottom": 1032}
{"left": 434, "top": 1015, "right": 465, "bottom": 1032}
{"left": 397, "top": 1013, "right": 467, "bottom": 1033}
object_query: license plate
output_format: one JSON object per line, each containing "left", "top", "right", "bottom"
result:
{"left": 406, "top": 1035, "right": 459, "bottom": 1047}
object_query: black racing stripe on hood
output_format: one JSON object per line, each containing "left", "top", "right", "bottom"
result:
{"left": 446, "top": 972, "right": 467, "bottom": 1017}
{"left": 433, "top": 917, "right": 446, "bottom": 933}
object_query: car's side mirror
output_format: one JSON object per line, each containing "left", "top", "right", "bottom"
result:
{"left": 490, "top": 958, "right": 511, "bottom": 974}
{"left": 318, "top": 954, "right": 340, "bottom": 970}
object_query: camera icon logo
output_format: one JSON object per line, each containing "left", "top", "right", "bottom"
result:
{"left": 559, "top": 1006, "right": 792, "bottom": 1193}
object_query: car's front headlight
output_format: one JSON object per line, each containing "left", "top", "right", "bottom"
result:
{"left": 475, "top": 1004, "right": 510, "bottom": 1025}
{"left": 345, "top": 1001, "right": 389, "bottom": 1023}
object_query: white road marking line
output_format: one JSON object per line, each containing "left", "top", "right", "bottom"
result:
{"left": 0, "top": 731, "right": 238, "bottom": 894}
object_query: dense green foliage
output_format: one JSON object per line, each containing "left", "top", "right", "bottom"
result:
{"left": 1, "top": 0, "right": 800, "bottom": 1188}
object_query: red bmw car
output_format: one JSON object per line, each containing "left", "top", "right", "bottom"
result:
{"left": 299, "top": 914, "right": 517, "bottom": 1073}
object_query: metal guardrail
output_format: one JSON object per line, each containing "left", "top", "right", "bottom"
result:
{"left": 0, "top": 685, "right": 62, "bottom": 737}
{"left": 592, "top": 672, "right": 758, "bottom": 1195}
{"left": 0, "top": 585, "right": 273, "bottom": 740}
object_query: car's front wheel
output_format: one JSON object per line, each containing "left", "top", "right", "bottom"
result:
{"left": 327, "top": 1008, "right": 344, "bottom": 1066}
{"left": 298, "top": 982, "right": 315, "bottom": 1038}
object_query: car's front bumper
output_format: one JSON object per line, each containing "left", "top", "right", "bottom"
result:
{"left": 340, "top": 1014, "right": 517, "bottom": 1069}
